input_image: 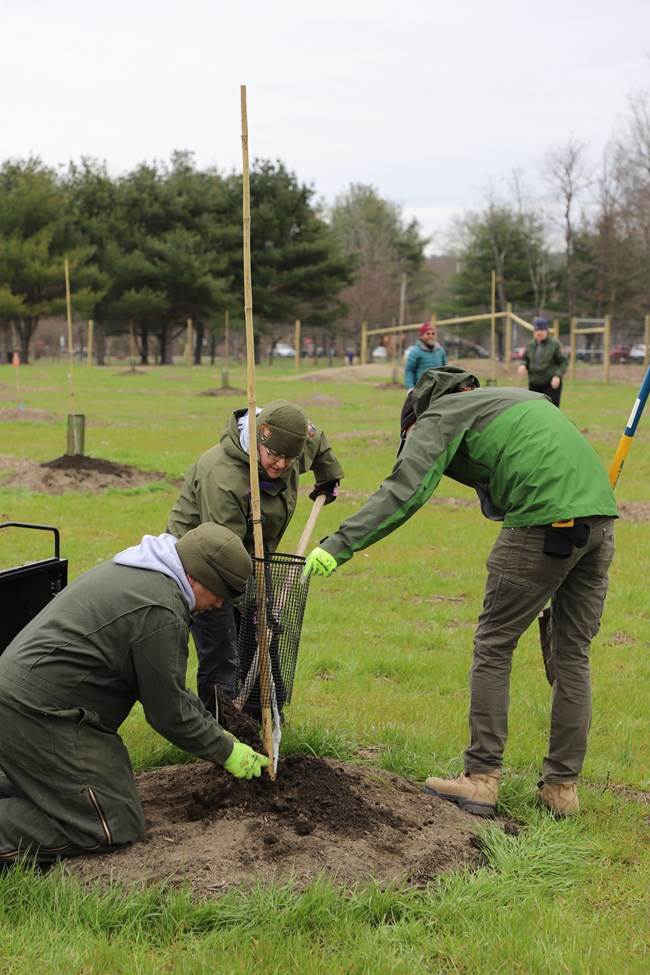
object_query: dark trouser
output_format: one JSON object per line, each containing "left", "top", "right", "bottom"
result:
{"left": 191, "top": 603, "right": 239, "bottom": 716}
{"left": 0, "top": 684, "right": 144, "bottom": 864}
{"left": 464, "top": 516, "right": 615, "bottom": 783}
{"left": 529, "top": 380, "right": 562, "bottom": 407}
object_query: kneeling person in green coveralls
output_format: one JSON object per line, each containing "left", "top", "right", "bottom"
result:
{"left": 0, "top": 523, "right": 268, "bottom": 865}
{"left": 305, "top": 366, "right": 617, "bottom": 820}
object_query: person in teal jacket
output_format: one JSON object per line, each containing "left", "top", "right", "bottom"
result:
{"left": 0, "top": 524, "right": 269, "bottom": 865}
{"left": 305, "top": 366, "right": 617, "bottom": 819}
{"left": 404, "top": 322, "right": 448, "bottom": 387}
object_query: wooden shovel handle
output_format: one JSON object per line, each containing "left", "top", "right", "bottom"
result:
{"left": 295, "top": 493, "right": 327, "bottom": 557}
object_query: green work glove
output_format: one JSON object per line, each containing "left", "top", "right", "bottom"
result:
{"left": 303, "top": 547, "right": 338, "bottom": 578}
{"left": 223, "top": 741, "right": 269, "bottom": 780}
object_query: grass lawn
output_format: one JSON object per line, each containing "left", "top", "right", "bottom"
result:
{"left": 0, "top": 357, "right": 649, "bottom": 974}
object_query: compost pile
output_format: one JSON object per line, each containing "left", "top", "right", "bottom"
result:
{"left": 62, "top": 693, "right": 487, "bottom": 897}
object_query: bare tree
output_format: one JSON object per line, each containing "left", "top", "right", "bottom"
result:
{"left": 542, "top": 137, "right": 592, "bottom": 318}
{"left": 510, "top": 169, "right": 551, "bottom": 313}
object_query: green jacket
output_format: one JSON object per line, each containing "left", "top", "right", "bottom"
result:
{"left": 167, "top": 408, "right": 344, "bottom": 554}
{"left": 0, "top": 561, "right": 235, "bottom": 766}
{"left": 522, "top": 336, "right": 568, "bottom": 386}
{"left": 320, "top": 367, "right": 617, "bottom": 567}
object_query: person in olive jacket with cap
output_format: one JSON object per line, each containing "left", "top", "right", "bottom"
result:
{"left": 518, "top": 317, "right": 568, "bottom": 407}
{"left": 167, "top": 399, "right": 344, "bottom": 716}
{"left": 0, "top": 523, "right": 269, "bottom": 866}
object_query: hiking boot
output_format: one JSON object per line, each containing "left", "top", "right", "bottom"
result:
{"left": 423, "top": 770, "right": 501, "bottom": 818}
{"left": 537, "top": 781, "right": 579, "bottom": 817}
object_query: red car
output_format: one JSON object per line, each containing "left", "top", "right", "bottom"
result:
{"left": 609, "top": 345, "right": 631, "bottom": 363}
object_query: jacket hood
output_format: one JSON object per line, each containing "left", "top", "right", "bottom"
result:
{"left": 411, "top": 366, "right": 480, "bottom": 417}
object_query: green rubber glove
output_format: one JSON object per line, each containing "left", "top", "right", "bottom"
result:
{"left": 303, "top": 547, "right": 338, "bottom": 578}
{"left": 223, "top": 741, "right": 269, "bottom": 780}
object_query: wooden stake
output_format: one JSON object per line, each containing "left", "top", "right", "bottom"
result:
{"left": 241, "top": 85, "right": 275, "bottom": 778}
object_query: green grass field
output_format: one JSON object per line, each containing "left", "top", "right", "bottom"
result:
{"left": 1, "top": 359, "right": 649, "bottom": 974}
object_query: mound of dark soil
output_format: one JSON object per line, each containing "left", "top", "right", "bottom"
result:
{"left": 61, "top": 693, "right": 489, "bottom": 898}
{"left": 0, "top": 454, "right": 174, "bottom": 494}
{"left": 199, "top": 386, "right": 247, "bottom": 396}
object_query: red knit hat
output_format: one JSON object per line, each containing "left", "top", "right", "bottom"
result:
{"left": 419, "top": 322, "right": 434, "bottom": 337}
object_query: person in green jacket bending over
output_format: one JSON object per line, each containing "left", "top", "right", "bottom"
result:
{"left": 304, "top": 366, "right": 617, "bottom": 820}
{"left": 167, "top": 400, "right": 344, "bottom": 717}
{"left": 518, "top": 317, "right": 568, "bottom": 407}
{"left": 0, "top": 523, "right": 269, "bottom": 866}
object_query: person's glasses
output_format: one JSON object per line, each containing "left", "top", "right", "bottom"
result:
{"left": 262, "top": 445, "right": 296, "bottom": 466}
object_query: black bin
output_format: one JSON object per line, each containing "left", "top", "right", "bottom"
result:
{"left": 0, "top": 523, "right": 68, "bottom": 654}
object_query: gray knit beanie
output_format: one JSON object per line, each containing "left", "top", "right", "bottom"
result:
{"left": 176, "top": 524, "right": 252, "bottom": 600}
{"left": 257, "top": 400, "right": 308, "bottom": 458}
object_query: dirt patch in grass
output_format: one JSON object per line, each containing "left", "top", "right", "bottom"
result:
{"left": 0, "top": 454, "right": 174, "bottom": 494}
{"left": 62, "top": 694, "right": 489, "bottom": 898}
{"left": 199, "top": 386, "right": 247, "bottom": 396}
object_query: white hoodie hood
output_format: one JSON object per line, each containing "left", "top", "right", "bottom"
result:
{"left": 113, "top": 533, "right": 195, "bottom": 610}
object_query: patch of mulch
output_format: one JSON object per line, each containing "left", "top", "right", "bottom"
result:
{"left": 199, "top": 386, "right": 247, "bottom": 396}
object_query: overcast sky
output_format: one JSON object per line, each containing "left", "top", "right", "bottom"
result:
{"left": 3, "top": 1, "right": 649, "bottom": 250}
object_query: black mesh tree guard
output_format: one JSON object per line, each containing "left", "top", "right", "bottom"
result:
{"left": 234, "top": 553, "right": 311, "bottom": 719}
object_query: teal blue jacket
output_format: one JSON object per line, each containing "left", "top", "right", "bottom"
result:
{"left": 404, "top": 339, "right": 448, "bottom": 387}
{"left": 321, "top": 367, "right": 617, "bottom": 567}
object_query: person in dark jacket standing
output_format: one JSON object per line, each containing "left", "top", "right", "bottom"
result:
{"left": 0, "top": 523, "right": 269, "bottom": 866}
{"left": 404, "top": 322, "right": 448, "bottom": 387}
{"left": 304, "top": 366, "right": 617, "bottom": 820}
{"left": 167, "top": 399, "right": 344, "bottom": 716}
{"left": 518, "top": 317, "right": 568, "bottom": 407}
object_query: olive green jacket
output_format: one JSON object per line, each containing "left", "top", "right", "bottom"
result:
{"left": 0, "top": 561, "right": 235, "bottom": 766}
{"left": 320, "top": 367, "right": 617, "bottom": 567}
{"left": 522, "top": 336, "right": 568, "bottom": 386}
{"left": 167, "top": 408, "right": 344, "bottom": 554}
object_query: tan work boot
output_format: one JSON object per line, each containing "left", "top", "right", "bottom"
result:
{"left": 537, "top": 782, "right": 579, "bottom": 817}
{"left": 423, "top": 770, "right": 501, "bottom": 818}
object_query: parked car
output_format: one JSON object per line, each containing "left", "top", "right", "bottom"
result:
{"left": 273, "top": 342, "right": 296, "bottom": 358}
{"left": 609, "top": 345, "right": 631, "bottom": 364}
{"left": 630, "top": 343, "right": 648, "bottom": 363}
{"left": 402, "top": 344, "right": 416, "bottom": 361}
{"left": 371, "top": 346, "right": 388, "bottom": 360}
{"left": 510, "top": 346, "right": 526, "bottom": 361}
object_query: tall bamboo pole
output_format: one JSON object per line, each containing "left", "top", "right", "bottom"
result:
{"left": 241, "top": 85, "right": 275, "bottom": 776}
{"left": 64, "top": 259, "right": 75, "bottom": 416}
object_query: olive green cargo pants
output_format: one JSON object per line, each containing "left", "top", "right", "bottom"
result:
{"left": 0, "top": 693, "right": 144, "bottom": 865}
{"left": 464, "top": 516, "right": 615, "bottom": 783}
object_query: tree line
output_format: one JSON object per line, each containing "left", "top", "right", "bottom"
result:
{"left": 2, "top": 89, "right": 648, "bottom": 365}
{"left": 0, "top": 153, "right": 432, "bottom": 364}
{"left": 444, "top": 90, "right": 650, "bottom": 347}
